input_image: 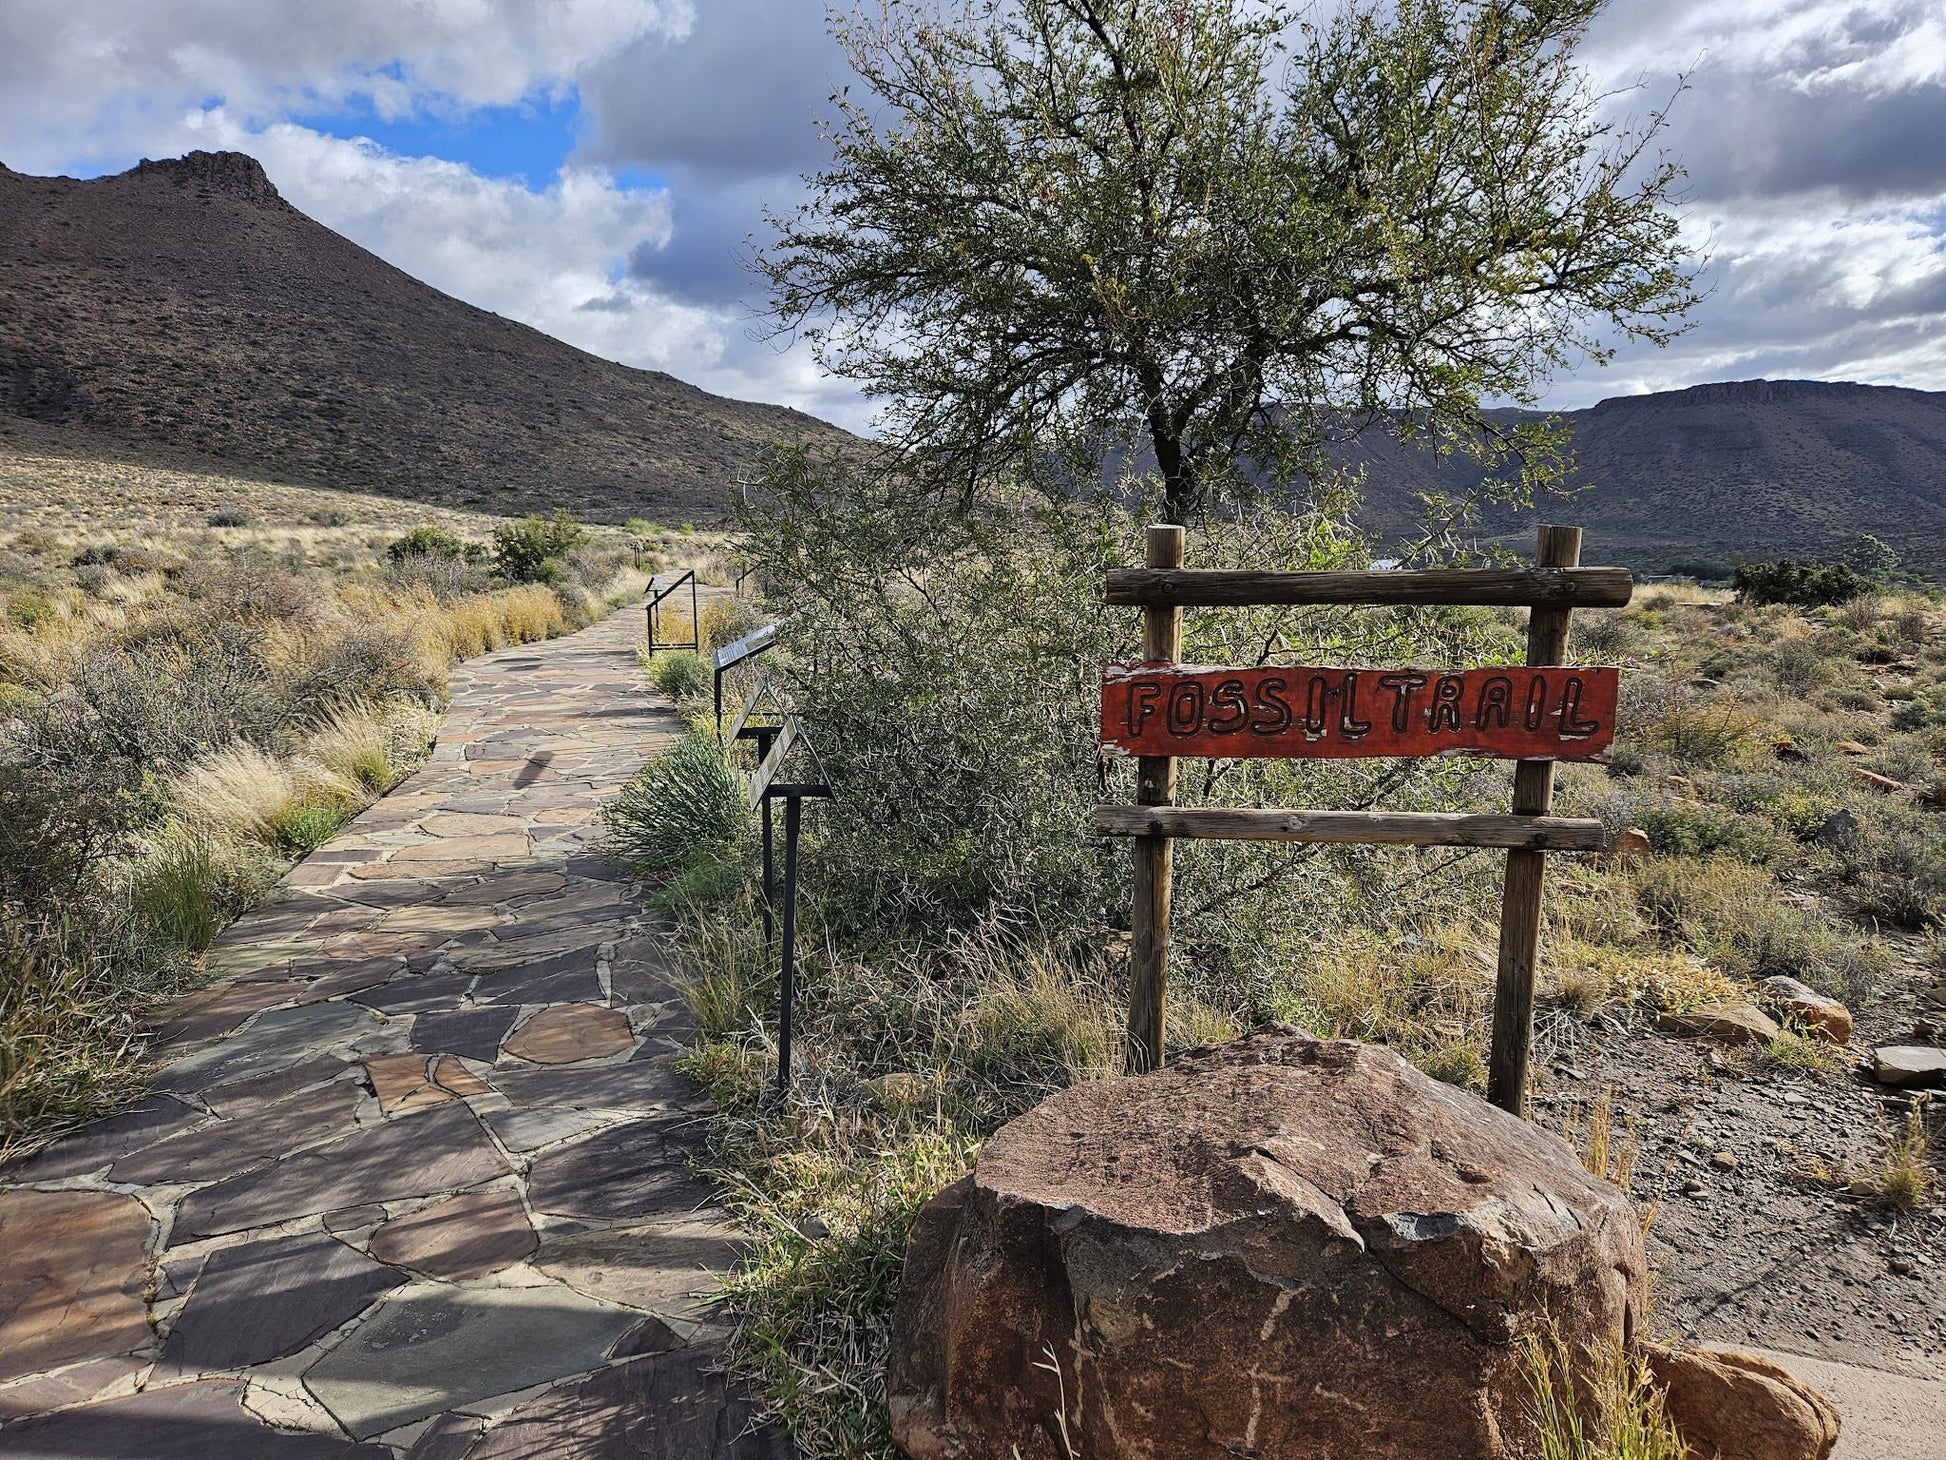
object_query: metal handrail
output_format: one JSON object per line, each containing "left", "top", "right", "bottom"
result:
{"left": 644, "top": 570, "right": 700, "bottom": 657}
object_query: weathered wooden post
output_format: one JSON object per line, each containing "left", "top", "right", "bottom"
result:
{"left": 1486, "top": 524, "right": 1583, "bottom": 1116}
{"left": 1127, "top": 523, "right": 1184, "bottom": 1074}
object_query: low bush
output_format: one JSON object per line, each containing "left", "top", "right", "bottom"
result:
{"left": 602, "top": 729, "right": 751, "bottom": 876}
{"left": 648, "top": 650, "right": 711, "bottom": 705}
{"left": 1832, "top": 804, "right": 1946, "bottom": 928}
{"left": 0, "top": 916, "right": 155, "bottom": 1148}
{"left": 5, "top": 589, "right": 58, "bottom": 630}
{"left": 1633, "top": 856, "right": 1892, "bottom": 1001}
{"left": 207, "top": 506, "right": 252, "bottom": 528}
{"left": 129, "top": 825, "right": 274, "bottom": 955}
{"left": 1623, "top": 795, "right": 1780, "bottom": 862}
{"left": 386, "top": 525, "right": 482, "bottom": 563}
{"left": 307, "top": 701, "right": 437, "bottom": 793}
{"left": 492, "top": 509, "right": 588, "bottom": 584}
{"left": 1734, "top": 558, "right": 1868, "bottom": 608}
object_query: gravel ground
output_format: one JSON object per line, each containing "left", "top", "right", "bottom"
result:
{"left": 1530, "top": 967, "right": 1946, "bottom": 1381}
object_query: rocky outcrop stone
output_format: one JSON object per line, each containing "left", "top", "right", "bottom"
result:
{"left": 1657, "top": 1001, "right": 1781, "bottom": 1045}
{"left": 1754, "top": 977, "right": 1853, "bottom": 1045}
{"left": 888, "top": 1025, "right": 1646, "bottom": 1460}
{"left": 1645, "top": 1345, "right": 1840, "bottom": 1460}
{"left": 1872, "top": 1045, "right": 1946, "bottom": 1089}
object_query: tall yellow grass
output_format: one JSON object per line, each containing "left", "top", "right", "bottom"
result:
{"left": 173, "top": 744, "right": 356, "bottom": 845}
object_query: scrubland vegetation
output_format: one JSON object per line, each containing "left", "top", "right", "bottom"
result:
{"left": 601, "top": 453, "right": 1946, "bottom": 1457}
{"left": 0, "top": 457, "right": 683, "bottom": 1152}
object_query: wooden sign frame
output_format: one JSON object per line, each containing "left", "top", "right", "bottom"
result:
{"left": 1097, "top": 523, "right": 1627, "bottom": 1118}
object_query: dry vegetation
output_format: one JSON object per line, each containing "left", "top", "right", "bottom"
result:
{"left": 606, "top": 530, "right": 1946, "bottom": 1458}
{"left": 0, "top": 444, "right": 730, "bottom": 1153}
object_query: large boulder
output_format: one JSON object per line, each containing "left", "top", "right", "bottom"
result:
{"left": 888, "top": 1025, "right": 1647, "bottom": 1460}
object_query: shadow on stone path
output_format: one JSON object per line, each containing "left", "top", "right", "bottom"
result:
{"left": 0, "top": 606, "right": 792, "bottom": 1458}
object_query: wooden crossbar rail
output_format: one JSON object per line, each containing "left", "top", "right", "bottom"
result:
{"left": 1094, "top": 805, "right": 1612, "bottom": 852}
{"left": 1102, "top": 566, "right": 1632, "bottom": 609}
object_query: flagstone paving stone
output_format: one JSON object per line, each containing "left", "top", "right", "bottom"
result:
{"left": 478, "top": 1107, "right": 609, "bottom": 1154}
{"left": 409, "top": 1009, "right": 520, "bottom": 1062}
{"left": 174, "top": 1099, "right": 509, "bottom": 1244}
{"left": 483, "top": 1062, "right": 692, "bottom": 1114}
{"left": 459, "top": 1346, "right": 793, "bottom": 1460}
{"left": 365, "top": 1054, "right": 462, "bottom": 1114}
{"left": 304, "top": 1284, "right": 642, "bottom": 1439}
{"left": 110, "top": 1083, "right": 361, "bottom": 1186}
{"left": 162, "top": 1230, "right": 406, "bottom": 1373}
{"left": 526, "top": 1119, "right": 717, "bottom": 1223}
{"left": 0, "top": 1094, "right": 202, "bottom": 1181}
{"left": 502, "top": 1005, "right": 634, "bottom": 1065}
{"left": 199, "top": 1056, "right": 359, "bottom": 1119}
{"left": 366, "top": 1186, "right": 536, "bottom": 1281}
{"left": 0, "top": 1379, "right": 394, "bottom": 1458}
{"left": 535, "top": 1218, "right": 747, "bottom": 1318}
{"left": 0, "top": 604, "right": 787, "bottom": 1454}
{"left": 0, "top": 1190, "right": 153, "bottom": 1384}
{"left": 155, "top": 1003, "right": 383, "bottom": 1095}
{"left": 0, "top": 1355, "right": 146, "bottom": 1422}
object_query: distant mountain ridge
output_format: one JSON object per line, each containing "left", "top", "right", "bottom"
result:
{"left": 3, "top": 153, "right": 1941, "bottom": 561}
{"left": 1342, "top": 379, "right": 1946, "bottom": 572}
{"left": 0, "top": 151, "right": 847, "bottom": 522}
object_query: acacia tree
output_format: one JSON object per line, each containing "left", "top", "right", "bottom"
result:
{"left": 759, "top": 0, "right": 1695, "bottom": 523}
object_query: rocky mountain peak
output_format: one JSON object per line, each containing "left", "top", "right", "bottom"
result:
{"left": 128, "top": 150, "right": 281, "bottom": 204}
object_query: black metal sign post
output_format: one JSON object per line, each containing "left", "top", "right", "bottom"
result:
{"left": 748, "top": 714, "right": 831, "bottom": 1090}
{"left": 725, "top": 676, "right": 781, "bottom": 943}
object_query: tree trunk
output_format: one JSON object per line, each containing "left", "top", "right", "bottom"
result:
{"left": 1149, "top": 423, "right": 1196, "bottom": 525}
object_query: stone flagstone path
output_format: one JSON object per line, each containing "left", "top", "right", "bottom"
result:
{"left": 0, "top": 606, "right": 792, "bottom": 1459}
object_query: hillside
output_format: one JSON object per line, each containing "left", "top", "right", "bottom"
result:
{"left": 1343, "top": 380, "right": 1946, "bottom": 571}
{"left": 0, "top": 151, "right": 846, "bottom": 523}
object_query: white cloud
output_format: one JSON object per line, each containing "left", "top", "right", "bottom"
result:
{"left": 0, "top": 0, "right": 689, "bottom": 172}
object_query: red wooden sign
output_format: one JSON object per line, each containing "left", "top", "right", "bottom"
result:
{"left": 1101, "top": 663, "right": 1619, "bottom": 761}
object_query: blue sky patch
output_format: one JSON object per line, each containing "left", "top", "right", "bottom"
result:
{"left": 296, "top": 90, "right": 584, "bottom": 187}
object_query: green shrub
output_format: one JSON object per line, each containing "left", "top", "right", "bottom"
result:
{"left": 1, "top": 915, "right": 153, "bottom": 1144}
{"left": 268, "top": 795, "right": 353, "bottom": 855}
{"left": 386, "top": 525, "right": 481, "bottom": 563}
{"left": 649, "top": 650, "right": 711, "bottom": 704}
{"left": 602, "top": 729, "right": 750, "bottom": 876}
{"left": 0, "top": 763, "right": 140, "bottom": 906}
{"left": 1890, "top": 696, "right": 1939, "bottom": 732}
{"left": 1768, "top": 637, "right": 1833, "bottom": 693}
{"left": 1627, "top": 797, "right": 1778, "bottom": 862}
{"left": 5, "top": 590, "right": 57, "bottom": 630}
{"left": 208, "top": 506, "right": 251, "bottom": 528}
{"left": 131, "top": 828, "right": 227, "bottom": 953}
{"left": 1735, "top": 559, "right": 1868, "bottom": 608}
{"left": 492, "top": 510, "right": 587, "bottom": 584}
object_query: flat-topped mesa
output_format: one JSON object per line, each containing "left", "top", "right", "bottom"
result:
{"left": 128, "top": 150, "right": 282, "bottom": 203}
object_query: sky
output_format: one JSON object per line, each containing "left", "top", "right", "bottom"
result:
{"left": 1, "top": 0, "right": 1942, "bottom": 433}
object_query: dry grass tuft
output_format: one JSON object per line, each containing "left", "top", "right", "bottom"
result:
{"left": 173, "top": 744, "right": 358, "bottom": 847}
{"left": 1558, "top": 1084, "right": 1639, "bottom": 1194}
{"left": 1522, "top": 1327, "right": 1687, "bottom": 1460}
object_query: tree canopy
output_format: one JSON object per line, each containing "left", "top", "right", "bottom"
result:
{"left": 759, "top": 0, "right": 1696, "bottom": 523}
